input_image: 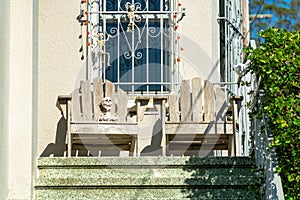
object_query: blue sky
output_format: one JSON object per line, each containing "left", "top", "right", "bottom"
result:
{"left": 249, "top": 0, "right": 296, "bottom": 40}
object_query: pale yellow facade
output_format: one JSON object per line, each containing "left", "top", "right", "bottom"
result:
{"left": 0, "top": 0, "right": 221, "bottom": 199}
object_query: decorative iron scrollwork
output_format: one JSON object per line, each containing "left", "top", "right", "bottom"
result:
{"left": 77, "top": 0, "right": 186, "bottom": 89}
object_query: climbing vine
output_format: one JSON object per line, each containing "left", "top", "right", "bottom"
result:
{"left": 246, "top": 28, "right": 300, "bottom": 199}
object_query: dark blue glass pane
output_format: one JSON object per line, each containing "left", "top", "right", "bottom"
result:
{"left": 106, "top": 0, "right": 118, "bottom": 11}
{"left": 134, "top": 49, "right": 147, "bottom": 83}
{"left": 134, "top": 85, "right": 147, "bottom": 91}
{"left": 148, "top": 0, "right": 161, "bottom": 11}
{"left": 105, "top": 22, "right": 118, "bottom": 82}
{"left": 135, "top": 0, "right": 147, "bottom": 11}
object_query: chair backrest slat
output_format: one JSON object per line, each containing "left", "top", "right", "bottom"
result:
{"left": 93, "top": 78, "right": 103, "bottom": 120}
{"left": 117, "top": 88, "right": 128, "bottom": 122}
{"left": 71, "top": 88, "right": 82, "bottom": 121}
{"left": 203, "top": 80, "right": 214, "bottom": 121}
{"left": 168, "top": 92, "right": 179, "bottom": 122}
{"left": 81, "top": 79, "right": 93, "bottom": 121}
{"left": 191, "top": 77, "right": 203, "bottom": 121}
{"left": 180, "top": 80, "right": 192, "bottom": 122}
{"left": 215, "top": 87, "right": 227, "bottom": 121}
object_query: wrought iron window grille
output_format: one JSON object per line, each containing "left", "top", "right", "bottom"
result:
{"left": 78, "top": 0, "right": 186, "bottom": 95}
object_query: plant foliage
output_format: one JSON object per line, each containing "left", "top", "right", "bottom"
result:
{"left": 246, "top": 28, "right": 300, "bottom": 199}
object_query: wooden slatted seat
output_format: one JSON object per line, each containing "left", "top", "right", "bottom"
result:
{"left": 165, "top": 77, "right": 234, "bottom": 156}
{"left": 61, "top": 78, "right": 138, "bottom": 157}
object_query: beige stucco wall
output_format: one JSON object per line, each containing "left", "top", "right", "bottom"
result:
{"left": 37, "top": 0, "right": 85, "bottom": 156}
{"left": 0, "top": 0, "right": 10, "bottom": 198}
{"left": 180, "top": 0, "right": 220, "bottom": 82}
{"left": 5, "top": 0, "right": 33, "bottom": 199}
{"left": 1, "top": 0, "right": 84, "bottom": 199}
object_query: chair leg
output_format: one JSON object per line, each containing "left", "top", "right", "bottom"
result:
{"left": 166, "top": 134, "right": 170, "bottom": 156}
{"left": 68, "top": 134, "right": 72, "bottom": 157}
{"left": 129, "top": 136, "right": 135, "bottom": 157}
{"left": 228, "top": 135, "right": 234, "bottom": 157}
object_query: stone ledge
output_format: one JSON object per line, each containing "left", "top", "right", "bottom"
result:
{"left": 38, "top": 156, "right": 255, "bottom": 168}
{"left": 38, "top": 167, "right": 254, "bottom": 179}
{"left": 35, "top": 188, "right": 255, "bottom": 200}
{"left": 35, "top": 176, "right": 257, "bottom": 187}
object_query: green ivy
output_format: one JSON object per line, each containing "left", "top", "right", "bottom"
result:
{"left": 246, "top": 28, "right": 300, "bottom": 199}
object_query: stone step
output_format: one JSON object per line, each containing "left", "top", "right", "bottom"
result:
{"left": 35, "top": 157, "right": 260, "bottom": 200}
{"left": 38, "top": 167, "right": 254, "bottom": 179}
{"left": 36, "top": 176, "right": 257, "bottom": 187}
{"left": 35, "top": 188, "right": 255, "bottom": 200}
{"left": 37, "top": 156, "right": 255, "bottom": 167}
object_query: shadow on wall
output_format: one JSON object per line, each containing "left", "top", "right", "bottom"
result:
{"left": 40, "top": 117, "right": 67, "bottom": 157}
{"left": 140, "top": 119, "right": 162, "bottom": 156}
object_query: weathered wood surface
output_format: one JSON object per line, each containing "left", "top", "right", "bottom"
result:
{"left": 168, "top": 92, "right": 179, "bottom": 122}
{"left": 71, "top": 88, "right": 82, "bottom": 121}
{"left": 82, "top": 80, "right": 93, "bottom": 121}
{"left": 180, "top": 80, "right": 192, "bottom": 122}
{"left": 56, "top": 95, "right": 71, "bottom": 116}
{"left": 71, "top": 123, "right": 138, "bottom": 134}
{"left": 117, "top": 88, "right": 128, "bottom": 122}
{"left": 167, "top": 134, "right": 233, "bottom": 142}
{"left": 136, "top": 97, "right": 150, "bottom": 122}
{"left": 71, "top": 79, "right": 129, "bottom": 122}
{"left": 168, "top": 145, "right": 230, "bottom": 151}
{"left": 72, "top": 139, "right": 132, "bottom": 145}
{"left": 215, "top": 87, "right": 227, "bottom": 121}
{"left": 166, "top": 131, "right": 233, "bottom": 156}
{"left": 93, "top": 78, "right": 103, "bottom": 119}
{"left": 191, "top": 77, "right": 203, "bottom": 121}
{"left": 72, "top": 144, "right": 132, "bottom": 151}
{"left": 168, "top": 78, "right": 225, "bottom": 123}
{"left": 203, "top": 80, "right": 214, "bottom": 121}
{"left": 165, "top": 122, "right": 233, "bottom": 134}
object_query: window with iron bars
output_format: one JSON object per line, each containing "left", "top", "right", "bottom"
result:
{"left": 218, "top": 0, "right": 243, "bottom": 95}
{"left": 83, "top": 0, "right": 185, "bottom": 95}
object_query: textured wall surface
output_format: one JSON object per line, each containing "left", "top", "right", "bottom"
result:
{"left": 37, "top": 0, "right": 85, "bottom": 156}
{"left": 180, "top": 0, "right": 220, "bottom": 82}
{"left": 6, "top": 0, "right": 33, "bottom": 199}
{"left": 0, "top": 0, "right": 10, "bottom": 198}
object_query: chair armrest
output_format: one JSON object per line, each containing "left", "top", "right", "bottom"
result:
{"left": 56, "top": 95, "right": 72, "bottom": 115}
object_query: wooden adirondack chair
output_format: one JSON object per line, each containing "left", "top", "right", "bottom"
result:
{"left": 58, "top": 78, "right": 138, "bottom": 157}
{"left": 56, "top": 76, "right": 236, "bottom": 157}
{"left": 165, "top": 77, "right": 234, "bottom": 156}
